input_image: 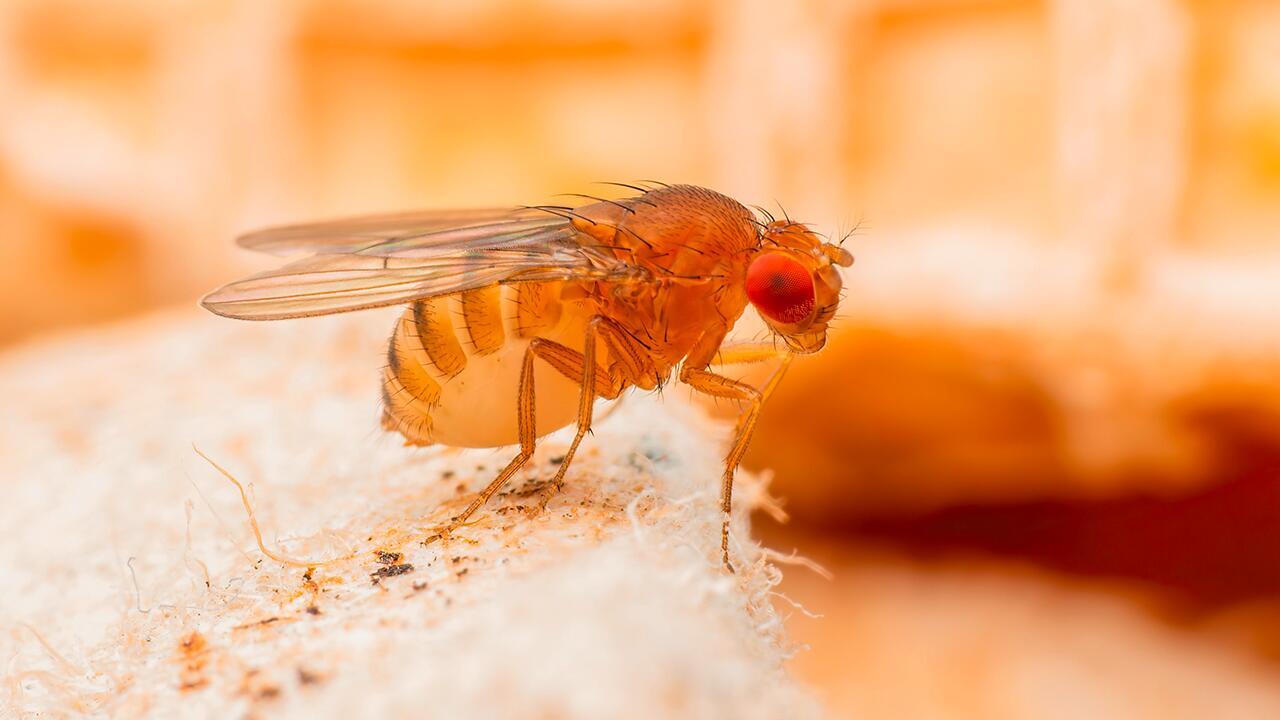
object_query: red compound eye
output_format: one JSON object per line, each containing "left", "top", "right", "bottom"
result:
{"left": 746, "top": 253, "right": 814, "bottom": 324}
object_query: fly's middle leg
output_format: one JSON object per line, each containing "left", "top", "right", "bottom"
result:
{"left": 526, "top": 316, "right": 641, "bottom": 510}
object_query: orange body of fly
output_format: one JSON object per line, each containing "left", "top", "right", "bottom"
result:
{"left": 203, "top": 183, "right": 853, "bottom": 569}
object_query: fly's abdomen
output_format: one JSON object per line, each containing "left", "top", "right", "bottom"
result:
{"left": 381, "top": 283, "right": 587, "bottom": 449}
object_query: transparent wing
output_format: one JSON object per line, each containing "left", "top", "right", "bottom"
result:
{"left": 203, "top": 212, "right": 631, "bottom": 321}
{"left": 236, "top": 207, "right": 541, "bottom": 256}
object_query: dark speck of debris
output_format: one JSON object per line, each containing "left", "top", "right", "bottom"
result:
{"left": 456, "top": 568, "right": 469, "bottom": 578}
{"left": 305, "top": 605, "right": 321, "bottom": 616}
{"left": 549, "top": 455, "right": 565, "bottom": 465}
{"left": 412, "top": 580, "right": 429, "bottom": 592}
{"left": 375, "top": 550, "right": 403, "bottom": 565}
{"left": 370, "top": 563, "right": 415, "bottom": 584}
{"left": 297, "top": 667, "right": 321, "bottom": 686}
{"left": 442, "top": 470, "right": 455, "bottom": 480}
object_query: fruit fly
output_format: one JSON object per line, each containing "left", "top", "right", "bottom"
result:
{"left": 202, "top": 183, "right": 852, "bottom": 569}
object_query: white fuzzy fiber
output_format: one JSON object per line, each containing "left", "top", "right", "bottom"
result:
{"left": 0, "top": 308, "right": 817, "bottom": 719}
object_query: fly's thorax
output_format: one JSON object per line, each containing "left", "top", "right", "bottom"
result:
{"left": 563, "top": 185, "right": 763, "bottom": 363}
{"left": 657, "top": 279, "right": 750, "bottom": 364}
{"left": 580, "top": 272, "right": 749, "bottom": 380}
{"left": 570, "top": 184, "right": 760, "bottom": 279}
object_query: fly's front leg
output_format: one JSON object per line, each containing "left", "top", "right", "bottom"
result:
{"left": 425, "top": 344, "right": 539, "bottom": 545}
{"left": 681, "top": 332, "right": 792, "bottom": 570}
{"left": 713, "top": 342, "right": 791, "bottom": 368}
{"left": 527, "top": 316, "right": 641, "bottom": 510}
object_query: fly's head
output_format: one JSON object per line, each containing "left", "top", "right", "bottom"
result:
{"left": 745, "top": 220, "right": 854, "bottom": 354}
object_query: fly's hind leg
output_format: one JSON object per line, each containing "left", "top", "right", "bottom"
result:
{"left": 424, "top": 344, "right": 539, "bottom": 545}
{"left": 681, "top": 337, "right": 793, "bottom": 571}
{"left": 526, "top": 316, "right": 642, "bottom": 511}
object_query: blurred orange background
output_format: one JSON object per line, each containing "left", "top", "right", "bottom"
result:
{"left": 4, "top": 1, "right": 1280, "bottom": 716}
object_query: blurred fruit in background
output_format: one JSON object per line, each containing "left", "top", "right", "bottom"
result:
{"left": 3, "top": 1, "right": 1280, "bottom": 716}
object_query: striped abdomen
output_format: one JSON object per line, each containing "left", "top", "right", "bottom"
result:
{"left": 380, "top": 282, "right": 589, "bottom": 448}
